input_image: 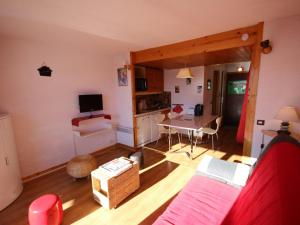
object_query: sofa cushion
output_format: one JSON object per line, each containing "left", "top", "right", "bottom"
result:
{"left": 196, "top": 155, "right": 252, "bottom": 187}
{"left": 153, "top": 175, "right": 240, "bottom": 225}
{"left": 221, "top": 134, "right": 300, "bottom": 225}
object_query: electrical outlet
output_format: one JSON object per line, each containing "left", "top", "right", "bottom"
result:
{"left": 257, "top": 120, "right": 265, "bottom": 126}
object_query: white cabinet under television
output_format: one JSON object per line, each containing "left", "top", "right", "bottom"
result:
{"left": 0, "top": 114, "right": 23, "bottom": 211}
{"left": 72, "top": 116, "right": 116, "bottom": 155}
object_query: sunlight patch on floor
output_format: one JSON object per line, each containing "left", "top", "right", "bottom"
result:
{"left": 210, "top": 151, "right": 227, "bottom": 158}
{"left": 70, "top": 209, "right": 102, "bottom": 225}
{"left": 70, "top": 163, "right": 194, "bottom": 225}
{"left": 63, "top": 199, "right": 76, "bottom": 211}
{"left": 164, "top": 143, "right": 212, "bottom": 169}
{"left": 140, "top": 158, "right": 166, "bottom": 174}
{"left": 69, "top": 139, "right": 242, "bottom": 225}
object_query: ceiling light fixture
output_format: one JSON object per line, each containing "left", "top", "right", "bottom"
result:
{"left": 241, "top": 33, "right": 249, "bottom": 41}
{"left": 237, "top": 65, "right": 244, "bottom": 72}
{"left": 176, "top": 67, "right": 194, "bottom": 79}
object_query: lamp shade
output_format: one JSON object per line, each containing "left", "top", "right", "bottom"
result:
{"left": 176, "top": 68, "right": 193, "bottom": 78}
{"left": 275, "top": 106, "right": 299, "bottom": 122}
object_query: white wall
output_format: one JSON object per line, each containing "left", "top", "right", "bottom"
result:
{"left": 252, "top": 15, "right": 300, "bottom": 157}
{"left": 164, "top": 66, "right": 204, "bottom": 112}
{"left": 112, "top": 53, "right": 134, "bottom": 147}
{"left": 0, "top": 36, "right": 119, "bottom": 177}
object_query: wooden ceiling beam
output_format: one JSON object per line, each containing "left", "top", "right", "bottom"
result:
{"left": 131, "top": 24, "right": 260, "bottom": 64}
{"left": 134, "top": 46, "right": 252, "bottom": 69}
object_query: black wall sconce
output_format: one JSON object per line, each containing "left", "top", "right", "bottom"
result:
{"left": 260, "top": 40, "right": 272, "bottom": 54}
{"left": 38, "top": 64, "right": 52, "bottom": 77}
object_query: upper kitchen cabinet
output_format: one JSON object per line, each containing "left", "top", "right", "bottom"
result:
{"left": 134, "top": 66, "right": 146, "bottom": 78}
{"left": 134, "top": 66, "right": 164, "bottom": 93}
{"left": 145, "top": 67, "right": 164, "bottom": 92}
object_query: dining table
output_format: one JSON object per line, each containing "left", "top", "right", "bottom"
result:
{"left": 157, "top": 114, "right": 217, "bottom": 158}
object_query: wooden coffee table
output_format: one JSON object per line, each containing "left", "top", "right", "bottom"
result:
{"left": 91, "top": 157, "right": 140, "bottom": 209}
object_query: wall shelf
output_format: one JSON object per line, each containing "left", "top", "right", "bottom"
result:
{"left": 73, "top": 127, "right": 113, "bottom": 138}
{"left": 72, "top": 114, "right": 111, "bottom": 127}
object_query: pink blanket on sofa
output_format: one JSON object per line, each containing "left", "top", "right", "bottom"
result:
{"left": 153, "top": 134, "right": 300, "bottom": 225}
{"left": 153, "top": 175, "right": 240, "bottom": 225}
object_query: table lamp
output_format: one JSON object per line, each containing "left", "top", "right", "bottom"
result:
{"left": 275, "top": 106, "right": 299, "bottom": 135}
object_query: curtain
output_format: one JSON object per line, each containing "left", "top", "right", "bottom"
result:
{"left": 236, "top": 67, "right": 251, "bottom": 144}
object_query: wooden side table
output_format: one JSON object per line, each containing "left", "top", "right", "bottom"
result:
{"left": 261, "top": 130, "right": 300, "bottom": 155}
{"left": 260, "top": 130, "right": 276, "bottom": 156}
{"left": 91, "top": 157, "right": 140, "bottom": 209}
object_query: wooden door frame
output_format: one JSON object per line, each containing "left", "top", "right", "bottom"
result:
{"left": 130, "top": 23, "right": 263, "bottom": 156}
{"left": 212, "top": 70, "right": 220, "bottom": 115}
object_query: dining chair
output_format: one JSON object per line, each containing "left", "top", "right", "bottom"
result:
{"left": 194, "top": 116, "right": 222, "bottom": 150}
{"left": 156, "top": 113, "right": 181, "bottom": 150}
{"left": 169, "top": 110, "right": 185, "bottom": 136}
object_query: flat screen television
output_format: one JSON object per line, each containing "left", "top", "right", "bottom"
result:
{"left": 79, "top": 94, "right": 103, "bottom": 113}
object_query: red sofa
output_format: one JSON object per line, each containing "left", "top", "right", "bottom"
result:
{"left": 153, "top": 134, "right": 300, "bottom": 225}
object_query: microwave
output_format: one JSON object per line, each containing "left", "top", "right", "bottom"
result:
{"left": 135, "top": 78, "right": 148, "bottom": 91}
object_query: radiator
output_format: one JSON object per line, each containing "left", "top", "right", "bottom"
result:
{"left": 116, "top": 126, "right": 134, "bottom": 147}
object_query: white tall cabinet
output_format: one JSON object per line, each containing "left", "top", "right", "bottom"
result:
{"left": 0, "top": 114, "right": 23, "bottom": 210}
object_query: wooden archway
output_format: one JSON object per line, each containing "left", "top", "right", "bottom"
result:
{"left": 130, "top": 22, "right": 263, "bottom": 156}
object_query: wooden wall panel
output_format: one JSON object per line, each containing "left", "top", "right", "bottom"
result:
{"left": 136, "top": 47, "right": 252, "bottom": 69}
{"left": 130, "top": 52, "right": 138, "bottom": 149}
{"left": 130, "top": 23, "right": 263, "bottom": 155}
{"left": 132, "top": 25, "right": 258, "bottom": 64}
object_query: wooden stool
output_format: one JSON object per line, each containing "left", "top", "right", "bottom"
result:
{"left": 67, "top": 154, "right": 97, "bottom": 179}
{"left": 28, "top": 194, "right": 63, "bottom": 225}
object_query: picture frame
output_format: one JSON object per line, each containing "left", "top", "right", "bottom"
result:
{"left": 197, "top": 85, "right": 202, "bottom": 94}
{"left": 118, "top": 67, "right": 128, "bottom": 86}
{"left": 175, "top": 85, "right": 180, "bottom": 93}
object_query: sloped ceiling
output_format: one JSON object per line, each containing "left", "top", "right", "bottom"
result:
{"left": 0, "top": 0, "right": 299, "bottom": 53}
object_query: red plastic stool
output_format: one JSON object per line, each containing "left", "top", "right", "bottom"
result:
{"left": 28, "top": 194, "right": 63, "bottom": 225}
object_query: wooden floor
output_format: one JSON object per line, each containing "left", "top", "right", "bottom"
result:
{"left": 0, "top": 127, "right": 249, "bottom": 225}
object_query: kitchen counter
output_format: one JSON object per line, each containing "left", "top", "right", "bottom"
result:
{"left": 134, "top": 108, "right": 170, "bottom": 117}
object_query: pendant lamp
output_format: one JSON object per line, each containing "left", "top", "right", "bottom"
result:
{"left": 176, "top": 67, "right": 194, "bottom": 78}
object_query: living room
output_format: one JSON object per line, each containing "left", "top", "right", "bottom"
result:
{"left": 0, "top": 1, "right": 300, "bottom": 225}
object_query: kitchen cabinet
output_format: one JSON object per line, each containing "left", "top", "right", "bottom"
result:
{"left": 151, "top": 113, "right": 161, "bottom": 142}
{"left": 136, "top": 112, "right": 163, "bottom": 147}
{"left": 136, "top": 115, "right": 151, "bottom": 146}
{"left": 134, "top": 66, "right": 164, "bottom": 94}
{"left": 145, "top": 68, "right": 164, "bottom": 92}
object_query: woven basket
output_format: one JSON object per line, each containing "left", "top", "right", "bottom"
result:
{"left": 67, "top": 154, "right": 97, "bottom": 178}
